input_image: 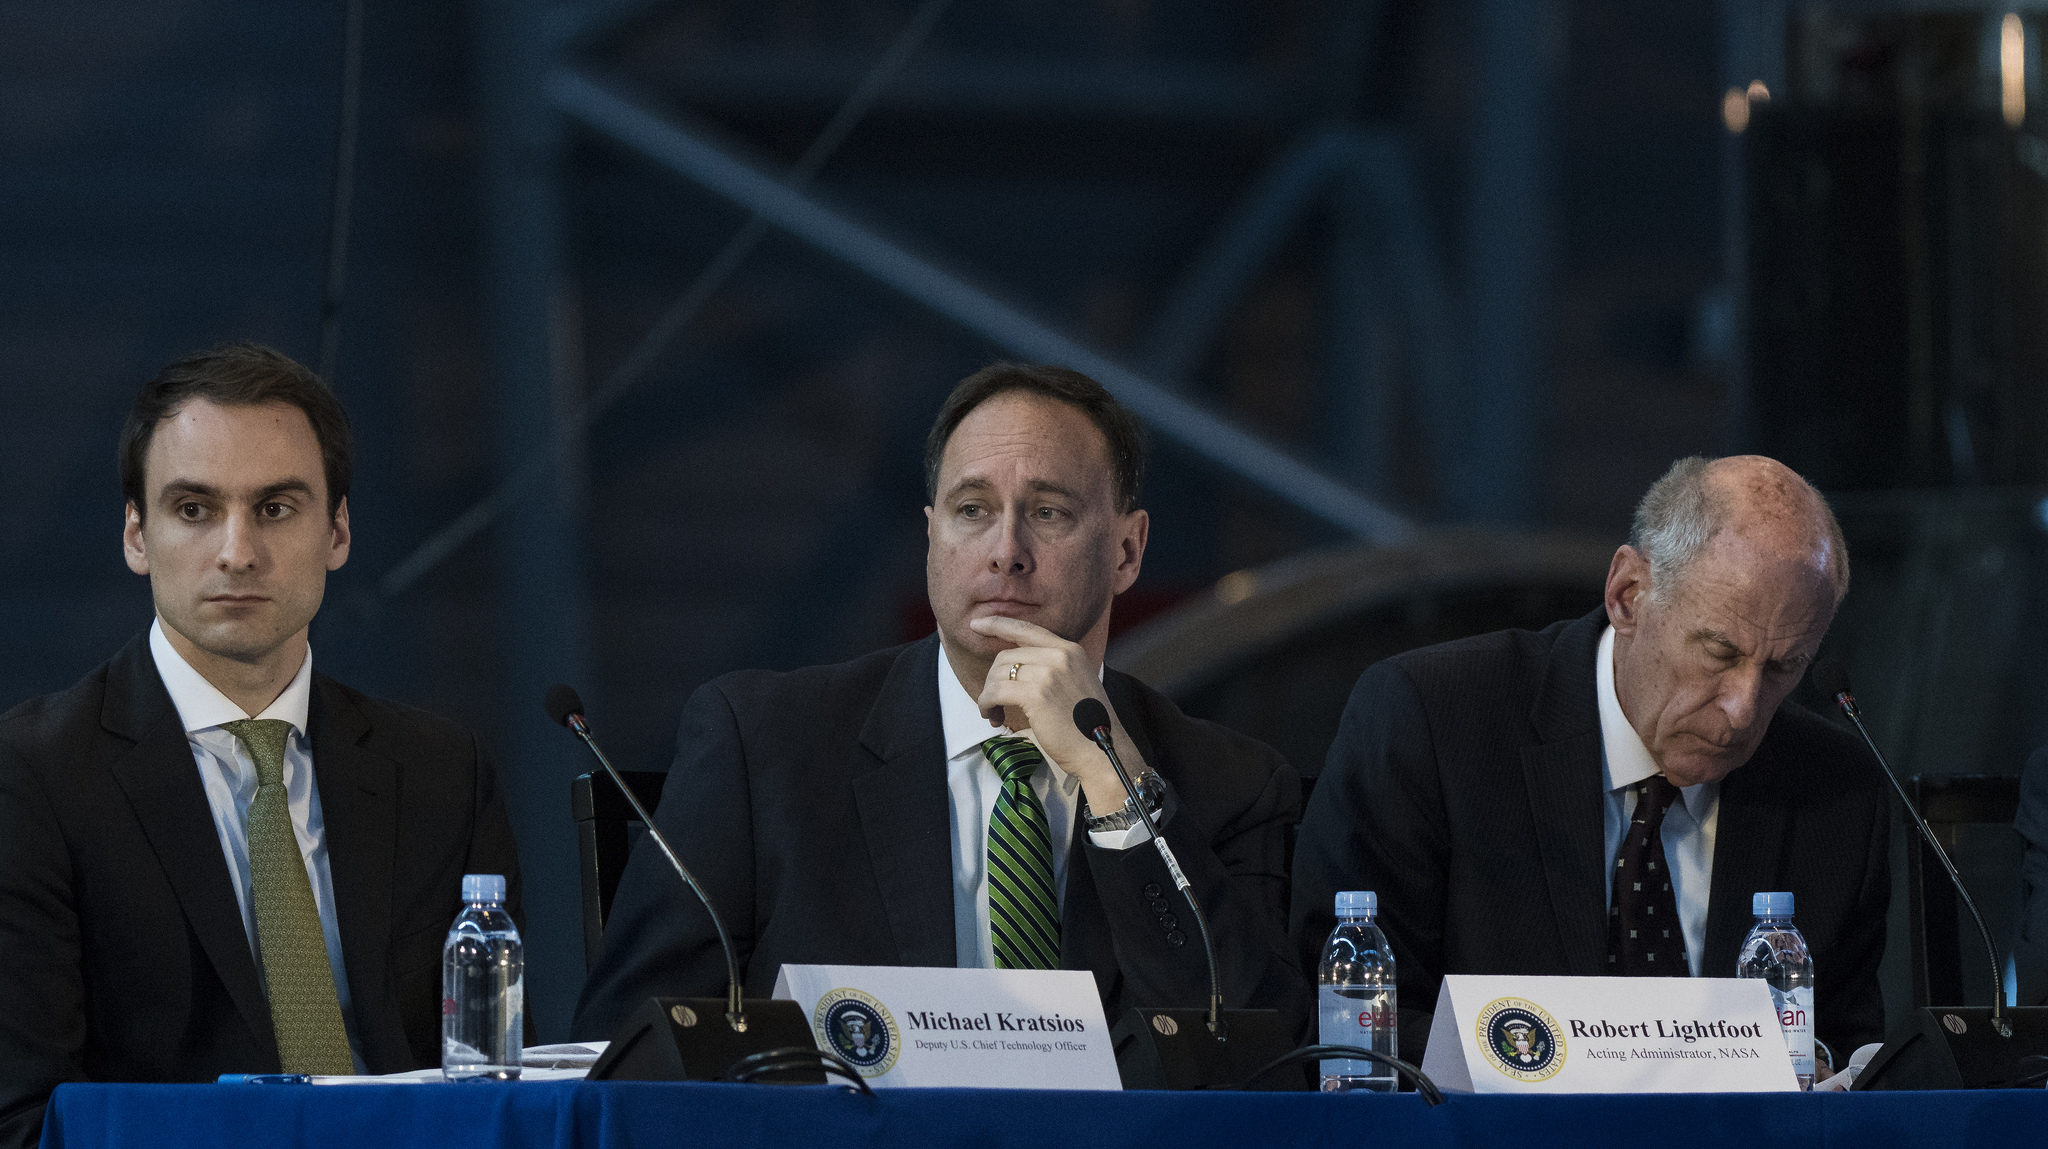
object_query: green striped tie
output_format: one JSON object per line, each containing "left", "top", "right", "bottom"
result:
{"left": 221, "top": 719, "right": 355, "bottom": 1076}
{"left": 983, "top": 736, "right": 1061, "bottom": 970}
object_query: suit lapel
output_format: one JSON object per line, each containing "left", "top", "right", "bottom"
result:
{"left": 851, "top": 636, "right": 956, "bottom": 967}
{"left": 1521, "top": 610, "right": 1612, "bottom": 976}
{"left": 1521, "top": 734, "right": 1609, "bottom": 975}
{"left": 1703, "top": 738, "right": 1791, "bottom": 974}
{"left": 307, "top": 677, "right": 403, "bottom": 1067}
{"left": 102, "top": 635, "right": 278, "bottom": 1065}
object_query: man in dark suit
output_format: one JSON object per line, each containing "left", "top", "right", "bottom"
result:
{"left": 0, "top": 344, "right": 520, "bottom": 1148}
{"left": 576, "top": 363, "right": 1304, "bottom": 1038}
{"left": 1292, "top": 456, "right": 1890, "bottom": 1068}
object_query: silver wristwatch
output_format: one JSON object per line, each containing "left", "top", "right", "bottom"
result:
{"left": 1082, "top": 770, "right": 1167, "bottom": 832}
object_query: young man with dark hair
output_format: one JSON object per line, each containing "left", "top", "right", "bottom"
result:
{"left": 0, "top": 343, "right": 521, "bottom": 1149}
{"left": 574, "top": 362, "right": 1307, "bottom": 1040}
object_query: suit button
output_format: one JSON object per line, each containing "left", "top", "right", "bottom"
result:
{"left": 1143, "top": 883, "right": 1163, "bottom": 899}
{"left": 1166, "top": 930, "right": 1186, "bottom": 947}
{"left": 1158, "top": 913, "right": 1178, "bottom": 930}
{"left": 1149, "top": 899, "right": 1171, "bottom": 914}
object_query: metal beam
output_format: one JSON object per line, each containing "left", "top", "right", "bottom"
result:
{"left": 471, "top": 0, "right": 589, "bottom": 1042}
{"left": 1137, "top": 128, "right": 1346, "bottom": 378}
{"left": 550, "top": 68, "right": 1416, "bottom": 545}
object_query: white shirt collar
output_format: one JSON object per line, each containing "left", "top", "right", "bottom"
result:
{"left": 149, "top": 617, "right": 313, "bottom": 736}
{"left": 1597, "top": 623, "right": 1714, "bottom": 816}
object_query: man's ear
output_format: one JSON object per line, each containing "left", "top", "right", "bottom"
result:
{"left": 327, "top": 497, "right": 352, "bottom": 572}
{"left": 1111, "top": 508, "right": 1148, "bottom": 594}
{"left": 1604, "top": 544, "right": 1650, "bottom": 636}
{"left": 123, "top": 502, "right": 149, "bottom": 576}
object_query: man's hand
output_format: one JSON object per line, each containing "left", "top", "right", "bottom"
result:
{"left": 970, "top": 615, "right": 1149, "bottom": 816}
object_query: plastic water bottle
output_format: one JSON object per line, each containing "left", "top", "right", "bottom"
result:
{"left": 442, "top": 874, "right": 523, "bottom": 1081}
{"left": 1318, "top": 890, "right": 1397, "bottom": 1092}
{"left": 1737, "top": 890, "right": 1814, "bottom": 1089}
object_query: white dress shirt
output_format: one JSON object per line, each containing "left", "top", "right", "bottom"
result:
{"left": 938, "top": 643, "right": 1150, "bottom": 969}
{"left": 149, "top": 619, "right": 361, "bottom": 1068}
{"left": 1597, "top": 624, "right": 1719, "bottom": 977}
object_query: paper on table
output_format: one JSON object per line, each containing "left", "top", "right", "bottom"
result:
{"left": 302, "top": 1043, "right": 610, "bottom": 1084}
{"left": 1810, "top": 1043, "right": 1883, "bottom": 1092}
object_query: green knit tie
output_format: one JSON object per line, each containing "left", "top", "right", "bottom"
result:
{"left": 983, "top": 736, "right": 1061, "bottom": 970}
{"left": 221, "top": 718, "right": 354, "bottom": 1075}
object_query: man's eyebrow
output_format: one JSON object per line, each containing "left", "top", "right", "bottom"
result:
{"left": 1024, "top": 479, "right": 1084, "bottom": 501}
{"left": 942, "top": 477, "right": 995, "bottom": 501}
{"left": 253, "top": 479, "right": 316, "bottom": 501}
{"left": 155, "top": 478, "right": 316, "bottom": 503}
{"left": 1691, "top": 628, "right": 1740, "bottom": 650}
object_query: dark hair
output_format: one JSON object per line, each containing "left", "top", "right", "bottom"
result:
{"left": 923, "top": 363, "right": 1146, "bottom": 512}
{"left": 119, "top": 342, "right": 352, "bottom": 520}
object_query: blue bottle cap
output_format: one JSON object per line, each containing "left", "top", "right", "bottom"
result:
{"left": 1752, "top": 891, "right": 1794, "bottom": 918}
{"left": 1335, "top": 890, "right": 1377, "bottom": 916}
{"left": 462, "top": 874, "right": 506, "bottom": 904}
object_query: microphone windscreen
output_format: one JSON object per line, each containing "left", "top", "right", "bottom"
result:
{"left": 543, "top": 684, "right": 584, "bottom": 728}
{"left": 1811, "top": 662, "right": 1852, "bottom": 700}
{"left": 1072, "top": 697, "right": 1112, "bottom": 737}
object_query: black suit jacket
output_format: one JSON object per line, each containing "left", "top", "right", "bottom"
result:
{"left": 2012, "top": 746, "right": 2048, "bottom": 1006}
{"left": 0, "top": 633, "right": 521, "bottom": 1149}
{"left": 1290, "top": 609, "right": 1891, "bottom": 1061}
{"left": 574, "top": 635, "right": 1305, "bottom": 1038}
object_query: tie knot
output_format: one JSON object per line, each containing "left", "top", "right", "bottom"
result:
{"left": 983, "top": 736, "right": 1043, "bottom": 785}
{"left": 1637, "top": 774, "right": 1679, "bottom": 810}
{"left": 222, "top": 718, "right": 294, "bottom": 785}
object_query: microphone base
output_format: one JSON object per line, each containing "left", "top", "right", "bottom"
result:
{"left": 587, "top": 997, "right": 823, "bottom": 1084}
{"left": 1111, "top": 1007, "right": 1300, "bottom": 1090}
{"left": 1852, "top": 1006, "right": 2048, "bottom": 1090}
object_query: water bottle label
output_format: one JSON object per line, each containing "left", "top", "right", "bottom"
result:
{"left": 1770, "top": 984, "right": 1814, "bottom": 1078}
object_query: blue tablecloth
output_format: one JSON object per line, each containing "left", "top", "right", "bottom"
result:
{"left": 39, "top": 1080, "right": 2048, "bottom": 1149}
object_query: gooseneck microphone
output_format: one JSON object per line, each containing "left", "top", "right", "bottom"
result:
{"left": 545, "top": 684, "right": 749, "bottom": 1034}
{"left": 1813, "top": 664, "right": 2008, "bottom": 1036}
{"left": 1072, "top": 698, "right": 1226, "bottom": 1037}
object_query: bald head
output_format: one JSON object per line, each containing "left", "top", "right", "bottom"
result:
{"left": 1606, "top": 454, "right": 1848, "bottom": 787}
{"left": 1631, "top": 455, "right": 1848, "bottom": 607}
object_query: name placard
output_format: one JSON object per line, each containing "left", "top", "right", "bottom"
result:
{"left": 1419, "top": 974, "right": 1798, "bottom": 1093}
{"left": 772, "top": 964, "right": 1119, "bottom": 1090}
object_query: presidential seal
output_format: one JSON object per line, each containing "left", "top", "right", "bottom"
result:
{"left": 812, "top": 988, "right": 900, "bottom": 1078}
{"left": 1475, "top": 998, "right": 1565, "bottom": 1082}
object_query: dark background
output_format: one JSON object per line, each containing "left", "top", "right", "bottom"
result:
{"left": 3, "top": 0, "right": 2043, "bottom": 1042}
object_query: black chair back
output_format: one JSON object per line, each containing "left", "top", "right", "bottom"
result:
{"left": 1907, "top": 773, "right": 2022, "bottom": 1008}
{"left": 571, "top": 769, "right": 670, "bottom": 968}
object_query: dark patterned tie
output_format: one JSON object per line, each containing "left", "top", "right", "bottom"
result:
{"left": 982, "top": 736, "right": 1061, "bottom": 970}
{"left": 1607, "top": 774, "right": 1688, "bottom": 977}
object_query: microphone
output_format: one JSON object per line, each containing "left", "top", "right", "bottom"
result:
{"left": 1072, "top": 697, "right": 1225, "bottom": 1036}
{"left": 545, "top": 685, "right": 748, "bottom": 1033}
{"left": 1813, "top": 665, "right": 2008, "bottom": 1036}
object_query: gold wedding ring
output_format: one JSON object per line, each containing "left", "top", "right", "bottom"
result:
{"left": 1009, "top": 663, "right": 1022, "bottom": 681}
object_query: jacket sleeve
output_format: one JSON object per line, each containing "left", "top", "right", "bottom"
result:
{"left": 1816, "top": 771, "right": 1892, "bottom": 1058}
{"left": 1289, "top": 659, "right": 1449, "bottom": 1052}
{"left": 570, "top": 680, "right": 756, "bottom": 1040}
{"left": 1081, "top": 737, "right": 1305, "bottom": 1028}
{"left": 2016, "top": 748, "right": 2048, "bottom": 1008}
{"left": 0, "top": 740, "right": 85, "bottom": 1149}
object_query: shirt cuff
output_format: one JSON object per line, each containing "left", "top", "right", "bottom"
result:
{"left": 1086, "top": 821, "right": 1154, "bottom": 851}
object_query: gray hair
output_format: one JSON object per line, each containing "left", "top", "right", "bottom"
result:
{"left": 1628, "top": 456, "right": 1850, "bottom": 605}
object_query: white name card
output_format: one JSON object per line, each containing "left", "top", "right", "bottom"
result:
{"left": 772, "top": 964, "right": 1119, "bottom": 1090}
{"left": 1419, "top": 975, "right": 1798, "bottom": 1093}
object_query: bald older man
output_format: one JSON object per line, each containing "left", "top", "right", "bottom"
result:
{"left": 1291, "top": 456, "right": 1888, "bottom": 1067}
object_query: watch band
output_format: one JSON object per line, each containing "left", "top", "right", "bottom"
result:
{"left": 1082, "top": 770, "right": 1166, "bottom": 833}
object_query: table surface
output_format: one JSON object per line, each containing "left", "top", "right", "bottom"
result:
{"left": 39, "top": 1081, "right": 2048, "bottom": 1149}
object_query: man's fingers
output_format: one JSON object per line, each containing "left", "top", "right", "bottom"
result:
{"left": 968, "top": 615, "right": 1068, "bottom": 647}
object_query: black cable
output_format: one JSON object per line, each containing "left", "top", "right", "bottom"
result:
{"left": 2000, "top": 1054, "right": 2048, "bottom": 1089}
{"left": 724, "top": 1047, "right": 875, "bottom": 1095}
{"left": 1228, "top": 1044, "right": 1444, "bottom": 1104}
{"left": 318, "top": 0, "right": 366, "bottom": 385}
